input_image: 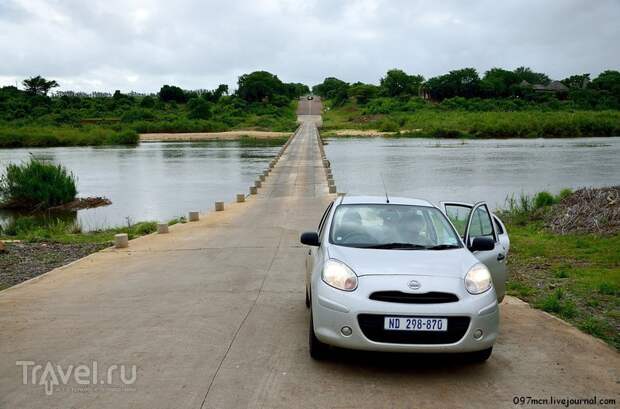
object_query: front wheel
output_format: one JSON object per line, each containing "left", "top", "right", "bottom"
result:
{"left": 468, "top": 347, "right": 493, "bottom": 363}
{"left": 309, "top": 310, "right": 330, "bottom": 360}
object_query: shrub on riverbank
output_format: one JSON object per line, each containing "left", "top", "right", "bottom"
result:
{"left": 500, "top": 187, "right": 620, "bottom": 349}
{"left": 0, "top": 159, "right": 77, "bottom": 210}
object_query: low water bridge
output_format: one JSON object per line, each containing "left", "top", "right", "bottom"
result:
{"left": 0, "top": 98, "right": 617, "bottom": 408}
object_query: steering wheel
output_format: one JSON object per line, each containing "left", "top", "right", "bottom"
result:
{"left": 340, "top": 232, "right": 375, "bottom": 244}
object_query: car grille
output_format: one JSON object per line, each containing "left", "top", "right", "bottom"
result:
{"left": 357, "top": 314, "right": 470, "bottom": 344}
{"left": 369, "top": 291, "right": 459, "bottom": 304}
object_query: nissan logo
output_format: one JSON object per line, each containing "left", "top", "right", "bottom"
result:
{"left": 408, "top": 280, "right": 421, "bottom": 290}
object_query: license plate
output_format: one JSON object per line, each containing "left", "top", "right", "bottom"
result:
{"left": 384, "top": 317, "right": 448, "bottom": 332}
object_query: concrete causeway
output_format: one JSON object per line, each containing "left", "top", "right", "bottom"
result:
{"left": 0, "top": 99, "right": 618, "bottom": 408}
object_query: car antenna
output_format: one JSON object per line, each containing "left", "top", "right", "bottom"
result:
{"left": 380, "top": 173, "right": 390, "bottom": 203}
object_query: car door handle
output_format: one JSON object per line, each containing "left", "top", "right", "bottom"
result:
{"left": 497, "top": 253, "right": 505, "bottom": 261}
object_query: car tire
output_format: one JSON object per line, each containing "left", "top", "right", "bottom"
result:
{"left": 309, "top": 310, "right": 329, "bottom": 360}
{"left": 468, "top": 347, "right": 493, "bottom": 363}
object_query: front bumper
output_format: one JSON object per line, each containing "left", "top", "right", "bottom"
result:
{"left": 312, "top": 275, "right": 499, "bottom": 353}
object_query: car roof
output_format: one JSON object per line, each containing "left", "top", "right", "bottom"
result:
{"left": 338, "top": 195, "right": 435, "bottom": 207}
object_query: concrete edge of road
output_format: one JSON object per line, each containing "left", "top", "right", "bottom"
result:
{"left": 0, "top": 126, "right": 303, "bottom": 297}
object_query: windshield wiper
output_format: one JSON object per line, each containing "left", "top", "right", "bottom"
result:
{"left": 426, "top": 244, "right": 460, "bottom": 250}
{"left": 361, "top": 242, "right": 427, "bottom": 250}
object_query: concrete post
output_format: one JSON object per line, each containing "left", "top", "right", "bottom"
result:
{"left": 236, "top": 194, "right": 246, "bottom": 203}
{"left": 250, "top": 186, "right": 257, "bottom": 195}
{"left": 188, "top": 211, "right": 200, "bottom": 222}
{"left": 323, "top": 159, "right": 330, "bottom": 168}
{"left": 114, "top": 233, "right": 128, "bottom": 248}
{"left": 215, "top": 201, "right": 224, "bottom": 211}
{"left": 157, "top": 223, "right": 169, "bottom": 234}
{"left": 259, "top": 175, "right": 266, "bottom": 182}
{"left": 255, "top": 180, "right": 262, "bottom": 188}
{"left": 263, "top": 170, "right": 269, "bottom": 176}
{"left": 329, "top": 185, "right": 337, "bottom": 194}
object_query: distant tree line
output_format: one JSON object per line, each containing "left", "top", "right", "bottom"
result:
{"left": 0, "top": 71, "right": 310, "bottom": 124}
{"left": 312, "top": 68, "right": 620, "bottom": 110}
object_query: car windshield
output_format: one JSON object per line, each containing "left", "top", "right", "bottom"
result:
{"left": 329, "top": 204, "right": 462, "bottom": 250}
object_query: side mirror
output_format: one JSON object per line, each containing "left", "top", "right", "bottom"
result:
{"left": 469, "top": 236, "right": 495, "bottom": 252}
{"left": 300, "top": 231, "right": 320, "bottom": 246}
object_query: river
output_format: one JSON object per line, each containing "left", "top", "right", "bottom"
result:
{"left": 0, "top": 141, "right": 279, "bottom": 230}
{"left": 324, "top": 136, "right": 620, "bottom": 209}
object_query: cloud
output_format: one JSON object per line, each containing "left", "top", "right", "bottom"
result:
{"left": 0, "top": 0, "right": 618, "bottom": 92}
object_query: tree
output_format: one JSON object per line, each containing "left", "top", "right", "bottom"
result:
{"left": 423, "top": 68, "right": 481, "bottom": 100}
{"left": 22, "top": 76, "right": 59, "bottom": 96}
{"left": 590, "top": 70, "right": 620, "bottom": 98}
{"left": 159, "top": 85, "right": 188, "bottom": 103}
{"left": 513, "top": 67, "right": 550, "bottom": 85}
{"left": 561, "top": 74, "right": 590, "bottom": 89}
{"left": 380, "top": 69, "right": 424, "bottom": 97}
{"left": 348, "top": 83, "right": 379, "bottom": 104}
{"left": 283, "top": 82, "right": 310, "bottom": 99}
{"left": 312, "top": 77, "right": 349, "bottom": 100}
{"left": 480, "top": 68, "right": 518, "bottom": 97}
{"left": 187, "top": 97, "right": 213, "bottom": 119}
{"left": 236, "top": 71, "right": 285, "bottom": 103}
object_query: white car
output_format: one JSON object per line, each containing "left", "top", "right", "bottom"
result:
{"left": 300, "top": 195, "right": 509, "bottom": 361}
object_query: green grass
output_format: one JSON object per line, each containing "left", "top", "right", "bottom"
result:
{"left": 505, "top": 220, "right": 620, "bottom": 348}
{"left": 0, "top": 125, "right": 138, "bottom": 148}
{"left": 0, "top": 98, "right": 298, "bottom": 148}
{"left": 0, "top": 216, "right": 163, "bottom": 244}
{"left": 322, "top": 101, "right": 620, "bottom": 138}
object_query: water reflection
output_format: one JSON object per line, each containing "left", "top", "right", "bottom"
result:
{"left": 324, "top": 136, "right": 620, "bottom": 209}
{"left": 0, "top": 208, "right": 78, "bottom": 231}
{"left": 0, "top": 141, "right": 280, "bottom": 230}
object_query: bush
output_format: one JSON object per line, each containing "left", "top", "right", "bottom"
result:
{"left": 0, "top": 158, "right": 77, "bottom": 209}
{"left": 533, "top": 191, "right": 556, "bottom": 208}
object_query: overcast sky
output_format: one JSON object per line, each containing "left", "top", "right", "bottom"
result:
{"left": 0, "top": 0, "right": 618, "bottom": 93}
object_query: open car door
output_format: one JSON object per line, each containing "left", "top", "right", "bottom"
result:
{"left": 441, "top": 201, "right": 508, "bottom": 302}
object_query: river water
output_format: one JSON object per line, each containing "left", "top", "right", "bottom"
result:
{"left": 0, "top": 141, "right": 279, "bottom": 230}
{"left": 324, "top": 137, "right": 620, "bottom": 209}
{"left": 1, "top": 137, "right": 618, "bottom": 230}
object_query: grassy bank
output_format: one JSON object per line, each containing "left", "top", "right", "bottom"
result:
{"left": 0, "top": 216, "right": 167, "bottom": 244}
{"left": 0, "top": 126, "right": 139, "bottom": 148}
{"left": 500, "top": 190, "right": 619, "bottom": 349}
{"left": 0, "top": 96, "right": 298, "bottom": 148}
{"left": 323, "top": 101, "right": 620, "bottom": 138}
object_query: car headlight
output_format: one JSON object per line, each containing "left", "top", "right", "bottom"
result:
{"left": 322, "top": 259, "right": 358, "bottom": 291}
{"left": 464, "top": 263, "right": 492, "bottom": 294}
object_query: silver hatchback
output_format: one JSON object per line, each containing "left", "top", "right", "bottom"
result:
{"left": 300, "top": 195, "right": 509, "bottom": 361}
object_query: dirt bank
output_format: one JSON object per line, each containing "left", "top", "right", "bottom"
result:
{"left": 140, "top": 130, "right": 290, "bottom": 142}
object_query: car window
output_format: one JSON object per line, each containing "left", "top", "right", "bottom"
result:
{"left": 444, "top": 205, "right": 471, "bottom": 237}
{"left": 329, "top": 204, "right": 461, "bottom": 249}
{"left": 469, "top": 206, "right": 494, "bottom": 239}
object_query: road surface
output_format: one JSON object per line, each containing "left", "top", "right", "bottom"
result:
{"left": 0, "top": 98, "right": 618, "bottom": 408}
